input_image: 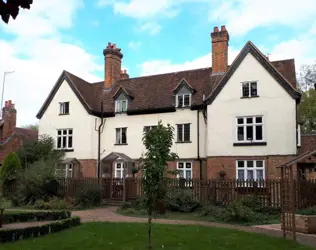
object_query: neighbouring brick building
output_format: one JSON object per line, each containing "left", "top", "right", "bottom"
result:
{"left": 36, "top": 25, "right": 314, "bottom": 180}
{"left": 0, "top": 100, "right": 38, "bottom": 166}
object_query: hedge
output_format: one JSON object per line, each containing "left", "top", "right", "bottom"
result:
{"left": 3, "top": 210, "right": 71, "bottom": 224}
{"left": 0, "top": 216, "right": 81, "bottom": 243}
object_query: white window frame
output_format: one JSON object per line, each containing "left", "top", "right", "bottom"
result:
{"left": 175, "top": 94, "right": 191, "bottom": 108}
{"left": 114, "top": 162, "right": 127, "bottom": 179}
{"left": 57, "top": 129, "right": 73, "bottom": 150}
{"left": 236, "top": 160, "right": 265, "bottom": 184}
{"left": 236, "top": 116, "right": 264, "bottom": 143}
{"left": 115, "top": 100, "right": 128, "bottom": 113}
{"left": 59, "top": 102, "right": 69, "bottom": 114}
{"left": 241, "top": 81, "right": 258, "bottom": 98}
{"left": 177, "top": 124, "right": 191, "bottom": 142}
{"left": 115, "top": 127, "right": 127, "bottom": 144}
{"left": 297, "top": 124, "right": 301, "bottom": 147}
{"left": 66, "top": 163, "right": 73, "bottom": 178}
{"left": 177, "top": 162, "right": 193, "bottom": 179}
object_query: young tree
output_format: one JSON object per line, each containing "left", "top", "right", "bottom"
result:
{"left": 139, "top": 120, "right": 178, "bottom": 249}
{"left": 298, "top": 88, "right": 316, "bottom": 133}
{"left": 0, "top": 0, "right": 33, "bottom": 24}
{"left": 0, "top": 152, "right": 21, "bottom": 181}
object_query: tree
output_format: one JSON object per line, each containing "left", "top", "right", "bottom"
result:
{"left": 298, "top": 88, "right": 316, "bottom": 133}
{"left": 22, "top": 123, "right": 39, "bottom": 131}
{"left": 0, "top": 0, "right": 33, "bottom": 24}
{"left": 18, "top": 134, "right": 64, "bottom": 168}
{"left": 139, "top": 120, "right": 178, "bottom": 249}
{"left": 298, "top": 62, "right": 316, "bottom": 92}
{"left": 0, "top": 152, "right": 21, "bottom": 181}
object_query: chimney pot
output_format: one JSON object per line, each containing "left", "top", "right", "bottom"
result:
{"left": 113, "top": 44, "right": 116, "bottom": 49}
{"left": 221, "top": 25, "right": 226, "bottom": 31}
{"left": 214, "top": 26, "right": 219, "bottom": 32}
{"left": 103, "top": 43, "right": 123, "bottom": 89}
{"left": 4, "top": 101, "right": 8, "bottom": 107}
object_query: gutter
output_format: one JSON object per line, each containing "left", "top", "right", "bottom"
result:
{"left": 197, "top": 109, "right": 202, "bottom": 179}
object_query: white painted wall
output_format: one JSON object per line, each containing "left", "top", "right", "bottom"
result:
{"left": 38, "top": 80, "right": 98, "bottom": 159}
{"left": 207, "top": 53, "right": 297, "bottom": 156}
{"left": 100, "top": 109, "right": 206, "bottom": 160}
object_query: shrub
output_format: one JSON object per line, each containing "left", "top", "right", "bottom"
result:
{"left": 33, "top": 197, "right": 74, "bottom": 210}
{"left": 74, "top": 186, "right": 101, "bottom": 208}
{"left": 121, "top": 202, "right": 132, "bottom": 209}
{"left": 119, "top": 208, "right": 137, "bottom": 215}
{"left": 240, "top": 196, "right": 263, "bottom": 213}
{"left": 296, "top": 206, "right": 316, "bottom": 215}
{"left": 220, "top": 200, "right": 258, "bottom": 223}
{"left": 0, "top": 152, "right": 21, "bottom": 181}
{"left": 0, "top": 216, "right": 80, "bottom": 243}
{"left": 2, "top": 210, "right": 71, "bottom": 224}
{"left": 200, "top": 203, "right": 224, "bottom": 217}
{"left": 167, "top": 190, "right": 200, "bottom": 213}
{"left": 131, "top": 197, "right": 147, "bottom": 210}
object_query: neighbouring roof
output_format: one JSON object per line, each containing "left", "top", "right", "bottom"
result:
{"left": 298, "top": 133, "right": 316, "bottom": 155}
{"left": 36, "top": 41, "right": 300, "bottom": 119}
{"left": 102, "top": 152, "right": 134, "bottom": 162}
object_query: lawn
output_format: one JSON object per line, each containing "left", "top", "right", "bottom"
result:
{"left": 2, "top": 222, "right": 312, "bottom": 250}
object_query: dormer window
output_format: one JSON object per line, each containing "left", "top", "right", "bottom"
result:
{"left": 176, "top": 94, "right": 191, "bottom": 108}
{"left": 59, "top": 102, "right": 69, "bottom": 115}
{"left": 241, "top": 81, "right": 258, "bottom": 98}
{"left": 115, "top": 100, "right": 128, "bottom": 113}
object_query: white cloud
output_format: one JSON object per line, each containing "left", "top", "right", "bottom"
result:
{"left": 0, "top": 1, "right": 102, "bottom": 127}
{"left": 209, "top": 0, "right": 316, "bottom": 36}
{"left": 139, "top": 22, "right": 161, "bottom": 35}
{"left": 128, "top": 41, "right": 142, "bottom": 50}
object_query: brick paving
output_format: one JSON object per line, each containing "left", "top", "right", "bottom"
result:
{"left": 73, "top": 206, "right": 316, "bottom": 248}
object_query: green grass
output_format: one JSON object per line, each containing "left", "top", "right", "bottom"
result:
{"left": 2, "top": 222, "right": 312, "bottom": 250}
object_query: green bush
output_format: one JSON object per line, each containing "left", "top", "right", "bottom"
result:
{"left": 240, "top": 196, "right": 263, "bottom": 213}
{"left": 200, "top": 203, "right": 224, "bottom": 217}
{"left": 2, "top": 210, "right": 71, "bottom": 224}
{"left": 167, "top": 190, "right": 200, "bottom": 213}
{"left": 0, "top": 152, "right": 21, "bottom": 181}
{"left": 0, "top": 216, "right": 80, "bottom": 243}
{"left": 220, "top": 200, "right": 259, "bottom": 223}
{"left": 74, "top": 186, "right": 101, "bottom": 208}
{"left": 33, "top": 197, "right": 74, "bottom": 210}
{"left": 121, "top": 202, "right": 132, "bottom": 209}
{"left": 131, "top": 197, "right": 147, "bottom": 210}
{"left": 296, "top": 206, "right": 316, "bottom": 215}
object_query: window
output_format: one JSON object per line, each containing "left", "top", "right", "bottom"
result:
{"left": 59, "top": 102, "right": 69, "bottom": 114}
{"left": 115, "top": 127, "right": 127, "bottom": 144}
{"left": 56, "top": 163, "right": 73, "bottom": 178}
{"left": 241, "top": 81, "right": 258, "bottom": 98}
{"left": 115, "top": 100, "right": 128, "bottom": 113}
{"left": 115, "top": 162, "right": 127, "bottom": 179}
{"left": 236, "top": 116, "right": 263, "bottom": 142}
{"left": 143, "top": 125, "right": 157, "bottom": 134}
{"left": 236, "top": 160, "right": 265, "bottom": 181}
{"left": 177, "top": 124, "right": 191, "bottom": 142}
{"left": 297, "top": 124, "right": 301, "bottom": 147}
{"left": 57, "top": 129, "right": 73, "bottom": 149}
{"left": 176, "top": 94, "right": 191, "bottom": 108}
{"left": 177, "top": 162, "right": 192, "bottom": 180}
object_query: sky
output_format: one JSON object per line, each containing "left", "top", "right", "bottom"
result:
{"left": 0, "top": 0, "right": 316, "bottom": 126}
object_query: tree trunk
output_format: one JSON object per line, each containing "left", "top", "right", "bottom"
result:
{"left": 0, "top": 208, "right": 4, "bottom": 228}
{"left": 148, "top": 210, "right": 152, "bottom": 249}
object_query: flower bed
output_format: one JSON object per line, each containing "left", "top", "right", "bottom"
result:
{"left": 0, "top": 216, "right": 81, "bottom": 243}
{"left": 2, "top": 210, "right": 71, "bottom": 225}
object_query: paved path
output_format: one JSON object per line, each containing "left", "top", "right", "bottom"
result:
{"left": 73, "top": 206, "right": 316, "bottom": 248}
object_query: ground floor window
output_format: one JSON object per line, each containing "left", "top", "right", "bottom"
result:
{"left": 115, "top": 162, "right": 127, "bottom": 179}
{"left": 236, "top": 160, "right": 265, "bottom": 181}
{"left": 177, "top": 162, "right": 192, "bottom": 180}
{"left": 56, "top": 163, "right": 73, "bottom": 178}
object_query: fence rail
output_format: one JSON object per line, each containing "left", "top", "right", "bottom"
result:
{"left": 4, "top": 178, "right": 316, "bottom": 209}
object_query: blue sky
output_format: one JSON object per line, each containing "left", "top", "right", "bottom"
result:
{"left": 0, "top": 0, "right": 316, "bottom": 126}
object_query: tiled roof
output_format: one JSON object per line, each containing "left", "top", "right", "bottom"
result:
{"left": 36, "top": 44, "right": 299, "bottom": 119}
{"left": 15, "top": 127, "right": 38, "bottom": 140}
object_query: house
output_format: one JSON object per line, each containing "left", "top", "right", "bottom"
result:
{"left": 37, "top": 25, "right": 308, "bottom": 180}
{"left": 0, "top": 100, "right": 38, "bottom": 166}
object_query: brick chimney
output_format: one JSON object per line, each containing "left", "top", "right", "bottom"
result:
{"left": 120, "top": 69, "right": 129, "bottom": 80}
{"left": 211, "top": 25, "right": 229, "bottom": 75}
{"left": 103, "top": 42, "right": 123, "bottom": 89}
{"left": 1, "top": 100, "right": 17, "bottom": 140}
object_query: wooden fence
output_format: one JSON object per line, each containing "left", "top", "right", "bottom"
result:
{"left": 4, "top": 178, "right": 316, "bottom": 209}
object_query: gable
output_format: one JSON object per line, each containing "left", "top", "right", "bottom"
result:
{"left": 36, "top": 71, "right": 93, "bottom": 119}
{"left": 206, "top": 41, "right": 301, "bottom": 105}
{"left": 116, "top": 92, "right": 128, "bottom": 101}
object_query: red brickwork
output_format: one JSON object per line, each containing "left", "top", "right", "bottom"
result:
{"left": 211, "top": 25, "right": 229, "bottom": 74}
{"left": 103, "top": 43, "right": 123, "bottom": 89}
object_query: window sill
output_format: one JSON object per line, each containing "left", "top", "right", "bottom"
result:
{"left": 59, "top": 113, "right": 70, "bottom": 116}
{"left": 176, "top": 106, "right": 191, "bottom": 109}
{"left": 58, "top": 149, "right": 74, "bottom": 152}
{"left": 114, "top": 143, "right": 128, "bottom": 146}
{"left": 241, "top": 95, "right": 260, "bottom": 99}
{"left": 175, "top": 141, "right": 192, "bottom": 144}
{"left": 233, "top": 142, "right": 267, "bottom": 146}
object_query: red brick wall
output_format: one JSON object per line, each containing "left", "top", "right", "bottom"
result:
{"left": 0, "top": 135, "right": 21, "bottom": 164}
{"left": 207, "top": 155, "right": 295, "bottom": 180}
{"left": 298, "top": 134, "right": 316, "bottom": 163}
{"left": 103, "top": 43, "right": 123, "bottom": 89}
{"left": 1, "top": 100, "right": 17, "bottom": 140}
{"left": 79, "top": 159, "right": 97, "bottom": 178}
{"left": 211, "top": 25, "right": 229, "bottom": 74}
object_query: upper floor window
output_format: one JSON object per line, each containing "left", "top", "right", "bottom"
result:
{"left": 176, "top": 94, "right": 191, "bottom": 108}
{"left": 241, "top": 81, "right": 258, "bottom": 98}
{"left": 115, "top": 127, "right": 127, "bottom": 144}
{"left": 115, "top": 100, "right": 128, "bottom": 113}
{"left": 57, "top": 129, "right": 73, "bottom": 150}
{"left": 177, "top": 124, "right": 191, "bottom": 142}
{"left": 236, "top": 160, "right": 265, "bottom": 181}
{"left": 236, "top": 116, "right": 263, "bottom": 142}
{"left": 143, "top": 125, "right": 157, "bottom": 134}
{"left": 59, "top": 102, "right": 69, "bottom": 115}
